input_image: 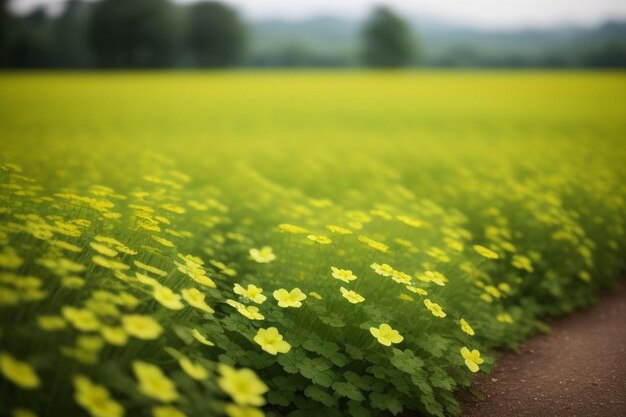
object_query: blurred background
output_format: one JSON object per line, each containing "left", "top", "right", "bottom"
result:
{"left": 1, "top": 0, "right": 626, "bottom": 69}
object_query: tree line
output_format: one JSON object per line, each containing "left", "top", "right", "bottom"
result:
{"left": 0, "top": 0, "right": 414, "bottom": 69}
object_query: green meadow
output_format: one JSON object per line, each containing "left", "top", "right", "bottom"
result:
{"left": 0, "top": 71, "right": 625, "bottom": 417}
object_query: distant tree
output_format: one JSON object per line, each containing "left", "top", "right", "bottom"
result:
{"left": 89, "top": 0, "right": 182, "bottom": 68}
{"left": 7, "top": 7, "right": 54, "bottom": 67}
{"left": 53, "top": 0, "right": 92, "bottom": 67}
{"left": 361, "top": 6, "right": 414, "bottom": 68}
{"left": 186, "top": 1, "right": 245, "bottom": 67}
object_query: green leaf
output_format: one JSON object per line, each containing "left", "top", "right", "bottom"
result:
{"left": 332, "top": 381, "right": 365, "bottom": 401}
{"left": 304, "top": 384, "right": 337, "bottom": 407}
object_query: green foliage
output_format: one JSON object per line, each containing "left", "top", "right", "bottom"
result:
{"left": 186, "top": 1, "right": 246, "bottom": 67}
{"left": 0, "top": 72, "right": 624, "bottom": 417}
{"left": 361, "top": 6, "right": 415, "bottom": 67}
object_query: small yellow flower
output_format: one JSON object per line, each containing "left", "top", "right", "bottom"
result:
{"left": 152, "top": 235, "right": 175, "bottom": 248}
{"left": 369, "top": 323, "right": 403, "bottom": 346}
{"left": 121, "top": 315, "right": 163, "bottom": 340}
{"left": 153, "top": 285, "right": 184, "bottom": 310}
{"left": 497, "top": 313, "right": 514, "bottom": 323}
{"left": 226, "top": 300, "right": 265, "bottom": 320}
{"left": 224, "top": 405, "right": 264, "bottom": 417}
{"left": 134, "top": 261, "right": 168, "bottom": 277}
{"left": 192, "top": 328, "right": 215, "bottom": 346}
{"left": 278, "top": 224, "right": 308, "bottom": 234}
{"left": 460, "top": 347, "right": 484, "bottom": 373}
{"left": 179, "top": 357, "right": 208, "bottom": 380}
{"left": 307, "top": 234, "right": 332, "bottom": 244}
{"left": 308, "top": 291, "right": 323, "bottom": 300}
{"left": 100, "top": 326, "right": 128, "bottom": 346}
{"left": 473, "top": 245, "right": 499, "bottom": 260}
{"left": 326, "top": 225, "right": 352, "bottom": 234}
{"left": 423, "top": 271, "right": 447, "bottom": 286}
{"left": 11, "top": 408, "right": 38, "bottom": 417}
{"left": 62, "top": 307, "right": 101, "bottom": 331}
{"left": 340, "top": 287, "right": 365, "bottom": 304}
{"left": 234, "top": 284, "right": 267, "bottom": 304}
{"left": 89, "top": 242, "right": 118, "bottom": 257}
{"left": 370, "top": 263, "right": 394, "bottom": 277}
{"left": 406, "top": 286, "right": 427, "bottom": 296}
{"left": 424, "top": 299, "right": 446, "bottom": 318}
{"left": 253, "top": 327, "right": 291, "bottom": 355}
{"left": 391, "top": 270, "right": 412, "bottom": 285}
{"left": 218, "top": 364, "right": 268, "bottom": 406}
{"left": 153, "top": 406, "right": 186, "bottom": 417}
{"left": 512, "top": 255, "right": 533, "bottom": 272}
{"left": 0, "top": 352, "right": 40, "bottom": 389}
{"left": 249, "top": 247, "right": 276, "bottom": 263}
{"left": 73, "top": 375, "right": 124, "bottom": 417}
{"left": 37, "top": 315, "right": 67, "bottom": 331}
{"left": 460, "top": 318, "right": 475, "bottom": 336}
{"left": 181, "top": 288, "right": 215, "bottom": 313}
{"left": 273, "top": 288, "right": 306, "bottom": 308}
{"left": 133, "top": 361, "right": 179, "bottom": 403}
{"left": 330, "top": 267, "right": 357, "bottom": 283}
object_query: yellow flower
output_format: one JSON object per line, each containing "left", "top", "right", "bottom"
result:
{"left": 406, "top": 286, "right": 427, "bottom": 296}
{"left": 326, "top": 225, "right": 352, "bottom": 234}
{"left": 234, "top": 284, "right": 267, "bottom": 304}
{"left": 152, "top": 235, "right": 175, "bottom": 248}
{"left": 497, "top": 313, "right": 514, "bottom": 323}
{"left": 224, "top": 405, "right": 264, "bottom": 417}
{"left": 121, "top": 315, "right": 163, "bottom": 340}
{"left": 181, "top": 288, "right": 215, "bottom": 313}
{"left": 249, "top": 247, "right": 276, "bottom": 263}
{"left": 153, "top": 285, "right": 184, "bottom": 310}
{"left": 460, "top": 347, "right": 484, "bottom": 373}
{"left": 253, "top": 327, "right": 291, "bottom": 355}
{"left": 370, "top": 324, "right": 403, "bottom": 346}
{"left": 424, "top": 299, "right": 446, "bottom": 318}
{"left": 89, "top": 242, "right": 118, "bottom": 257}
{"left": 11, "top": 409, "right": 38, "bottom": 417}
{"left": 153, "top": 406, "right": 186, "bottom": 417}
{"left": 73, "top": 375, "right": 124, "bottom": 417}
{"left": 391, "top": 270, "right": 412, "bottom": 285}
{"left": 307, "top": 234, "right": 332, "bottom": 244}
{"left": 460, "top": 318, "right": 475, "bottom": 336}
{"left": 134, "top": 261, "right": 168, "bottom": 277}
{"left": 340, "top": 287, "right": 364, "bottom": 304}
{"left": 100, "top": 326, "right": 128, "bottom": 346}
{"left": 179, "top": 357, "right": 208, "bottom": 380}
{"left": 278, "top": 224, "right": 308, "bottom": 234}
{"left": 273, "top": 288, "right": 306, "bottom": 308}
{"left": 512, "top": 255, "right": 534, "bottom": 272}
{"left": 308, "top": 291, "right": 323, "bottom": 300}
{"left": 423, "top": 271, "right": 447, "bottom": 286}
{"left": 37, "top": 315, "right": 67, "bottom": 331}
{"left": 473, "top": 245, "right": 499, "bottom": 260}
{"left": 132, "top": 361, "right": 179, "bottom": 403}
{"left": 192, "top": 328, "right": 215, "bottom": 346}
{"left": 370, "top": 263, "right": 394, "bottom": 277}
{"left": 0, "top": 352, "right": 40, "bottom": 389}
{"left": 62, "top": 307, "right": 101, "bottom": 331}
{"left": 217, "top": 364, "right": 268, "bottom": 406}
{"left": 330, "top": 267, "right": 357, "bottom": 283}
{"left": 226, "top": 299, "right": 264, "bottom": 320}
{"left": 92, "top": 256, "right": 130, "bottom": 271}
{"left": 398, "top": 293, "right": 414, "bottom": 302}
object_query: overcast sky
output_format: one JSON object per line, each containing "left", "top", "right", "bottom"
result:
{"left": 10, "top": 0, "right": 626, "bottom": 28}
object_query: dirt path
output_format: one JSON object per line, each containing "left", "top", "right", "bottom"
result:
{"left": 461, "top": 281, "right": 626, "bottom": 417}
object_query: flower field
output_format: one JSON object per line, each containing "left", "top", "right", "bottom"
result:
{"left": 0, "top": 71, "right": 625, "bottom": 417}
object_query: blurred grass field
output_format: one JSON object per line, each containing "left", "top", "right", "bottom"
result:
{"left": 0, "top": 71, "right": 625, "bottom": 417}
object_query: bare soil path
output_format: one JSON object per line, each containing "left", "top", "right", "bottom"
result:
{"left": 461, "top": 281, "right": 626, "bottom": 417}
